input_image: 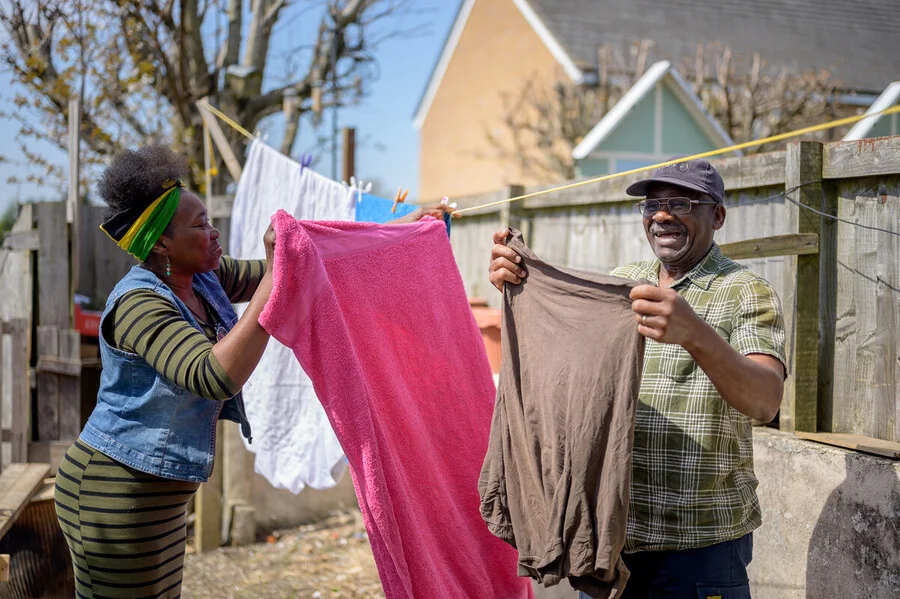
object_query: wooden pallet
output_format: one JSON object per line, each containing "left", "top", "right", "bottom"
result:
{"left": 0, "top": 463, "right": 51, "bottom": 541}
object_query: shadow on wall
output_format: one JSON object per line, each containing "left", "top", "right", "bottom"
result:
{"left": 806, "top": 453, "right": 900, "bottom": 599}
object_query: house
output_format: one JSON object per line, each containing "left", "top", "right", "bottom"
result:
{"left": 571, "top": 60, "right": 736, "bottom": 177}
{"left": 414, "top": 0, "right": 900, "bottom": 202}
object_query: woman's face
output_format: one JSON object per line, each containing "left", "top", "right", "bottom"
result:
{"left": 161, "top": 191, "right": 222, "bottom": 274}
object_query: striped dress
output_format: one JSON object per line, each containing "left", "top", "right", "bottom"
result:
{"left": 55, "top": 257, "right": 265, "bottom": 598}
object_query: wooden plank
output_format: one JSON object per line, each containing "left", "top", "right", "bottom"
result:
{"left": 197, "top": 100, "right": 243, "bottom": 182}
{"left": 817, "top": 182, "right": 839, "bottom": 434}
{"left": 719, "top": 233, "right": 819, "bottom": 261}
{"left": 223, "top": 422, "right": 255, "bottom": 546}
{"left": 194, "top": 421, "right": 224, "bottom": 552}
{"left": 781, "top": 141, "right": 823, "bottom": 433}
{"left": 341, "top": 127, "right": 356, "bottom": 183}
{"left": 716, "top": 150, "right": 787, "bottom": 190}
{"left": 848, "top": 181, "right": 900, "bottom": 442}
{"left": 0, "top": 553, "right": 8, "bottom": 582}
{"left": 1, "top": 230, "right": 39, "bottom": 251}
{"left": 0, "top": 203, "right": 35, "bottom": 325}
{"left": 77, "top": 207, "right": 97, "bottom": 302}
{"left": 58, "top": 330, "right": 82, "bottom": 440}
{"left": 29, "top": 477, "right": 55, "bottom": 503}
{"left": 0, "top": 463, "right": 50, "bottom": 539}
{"left": 456, "top": 151, "right": 787, "bottom": 214}
{"left": 7, "top": 320, "right": 29, "bottom": 463}
{"left": 795, "top": 431, "right": 900, "bottom": 460}
{"left": 36, "top": 326, "right": 60, "bottom": 441}
{"left": 36, "top": 201, "right": 70, "bottom": 329}
{"left": 454, "top": 188, "right": 510, "bottom": 214}
{"left": 35, "top": 355, "right": 81, "bottom": 377}
{"left": 832, "top": 186, "right": 858, "bottom": 437}
{"left": 823, "top": 136, "right": 900, "bottom": 179}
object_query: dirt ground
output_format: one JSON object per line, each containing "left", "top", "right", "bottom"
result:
{"left": 181, "top": 510, "right": 385, "bottom": 599}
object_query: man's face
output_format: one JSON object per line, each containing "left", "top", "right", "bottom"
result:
{"left": 642, "top": 183, "right": 725, "bottom": 271}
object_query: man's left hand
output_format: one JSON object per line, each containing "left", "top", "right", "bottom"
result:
{"left": 630, "top": 284, "right": 703, "bottom": 346}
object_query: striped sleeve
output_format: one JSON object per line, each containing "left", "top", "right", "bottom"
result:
{"left": 214, "top": 256, "right": 267, "bottom": 303}
{"left": 109, "top": 290, "right": 238, "bottom": 400}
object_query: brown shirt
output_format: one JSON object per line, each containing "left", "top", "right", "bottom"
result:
{"left": 478, "top": 230, "right": 645, "bottom": 599}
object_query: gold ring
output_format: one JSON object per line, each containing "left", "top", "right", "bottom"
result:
{"left": 642, "top": 314, "right": 647, "bottom": 326}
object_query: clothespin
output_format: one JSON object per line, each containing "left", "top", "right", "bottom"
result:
{"left": 300, "top": 153, "right": 313, "bottom": 174}
{"left": 343, "top": 176, "right": 372, "bottom": 204}
{"left": 441, "top": 196, "right": 456, "bottom": 237}
{"left": 391, "top": 187, "right": 410, "bottom": 214}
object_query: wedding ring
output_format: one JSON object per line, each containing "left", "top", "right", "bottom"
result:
{"left": 641, "top": 314, "right": 647, "bottom": 326}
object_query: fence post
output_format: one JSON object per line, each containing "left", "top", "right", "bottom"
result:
{"left": 782, "top": 141, "right": 824, "bottom": 433}
{"left": 5, "top": 319, "right": 30, "bottom": 463}
{"left": 36, "top": 202, "right": 70, "bottom": 443}
{"left": 223, "top": 422, "right": 256, "bottom": 546}
{"left": 500, "top": 185, "right": 527, "bottom": 238}
{"left": 194, "top": 421, "right": 224, "bottom": 552}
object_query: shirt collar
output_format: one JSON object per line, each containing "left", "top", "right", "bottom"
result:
{"left": 648, "top": 243, "right": 724, "bottom": 290}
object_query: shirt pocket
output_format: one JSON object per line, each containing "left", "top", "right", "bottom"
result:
{"left": 696, "top": 582, "right": 751, "bottom": 599}
{"left": 657, "top": 342, "right": 698, "bottom": 382}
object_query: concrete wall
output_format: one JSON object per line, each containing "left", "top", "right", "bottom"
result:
{"left": 532, "top": 429, "right": 900, "bottom": 599}
{"left": 752, "top": 428, "right": 900, "bottom": 599}
{"left": 250, "top": 468, "right": 359, "bottom": 531}
{"left": 240, "top": 427, "right": 900, "bottom": 598}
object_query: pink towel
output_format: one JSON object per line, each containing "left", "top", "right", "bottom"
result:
{"left": 260, "top": 211, "right": 532, "bottom": 599}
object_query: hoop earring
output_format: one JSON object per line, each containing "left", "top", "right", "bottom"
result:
{"left": 166, "top": 257, "right": 171, "bottom": 277}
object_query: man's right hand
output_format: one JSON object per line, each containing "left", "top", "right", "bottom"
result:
{"left": 488, "top": 228, "right": 527, "bottom": 292}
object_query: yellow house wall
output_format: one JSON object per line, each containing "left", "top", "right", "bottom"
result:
{"left": 418, "top": 0, "right": 568, "bottom": 202}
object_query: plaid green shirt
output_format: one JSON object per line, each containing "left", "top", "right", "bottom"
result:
{"left": 612, "top": 243, "right": 786, "bottom": 552}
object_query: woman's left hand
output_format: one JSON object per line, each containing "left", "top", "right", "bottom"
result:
{"left": 388, "top": 200, "right": 460, "bottom": 224}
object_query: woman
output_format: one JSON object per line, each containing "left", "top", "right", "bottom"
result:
{"left": 54, "top": 146, "right": 454, "bottom": 598}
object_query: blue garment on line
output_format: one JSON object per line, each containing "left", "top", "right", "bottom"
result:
{"left": 355, "top": 193, "right": 418, "bottom": 223}
{"left": 355, "top": 193, "right": 451, "bottom": 236}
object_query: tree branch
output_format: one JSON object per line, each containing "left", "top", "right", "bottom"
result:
{"left": 217, "top": 0, "right": 242, "bottom": 69}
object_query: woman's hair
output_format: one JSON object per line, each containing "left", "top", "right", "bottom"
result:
{"left": 98, "top": 146, "right": 190, "bottom": 224}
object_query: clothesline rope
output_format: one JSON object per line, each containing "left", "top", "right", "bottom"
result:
{"left": 197, "top": 100, "right": 256, "bottom": 141}
{"left": 453, "top": 104, "right": 900, "bottom": 215}
{"left": 196, "top": 98, "right": 900, "bottom": 217}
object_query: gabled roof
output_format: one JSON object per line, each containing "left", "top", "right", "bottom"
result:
{"left": 843, "top": 82, "right": 900, "bottom": 141}
{"left": 572, "top": 60, "right": 736, "bottom": 160}
{"left": 414, "top": 0, "right": 900, "bottom": 129}
{"left": 413, "top": 0, "right": 584, "bottom": 130}
{"left": 527, "top": 0, "right": 899, "bottom": 94}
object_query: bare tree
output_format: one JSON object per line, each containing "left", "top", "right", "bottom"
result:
{"left": 682, "top": 43, "right": 841, "bottom": 152}
{"left": 485, "top": 40, "right": 840, "bottom": 182}
{"left": 483, "top": 40, "right": 653, "bottom": 182}
{"left": 0, "top": 0, "right": 414, "bottom": 192}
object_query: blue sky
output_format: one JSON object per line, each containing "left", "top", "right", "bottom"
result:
{"left": 0, "top": 1, "right": 461, "bottom": 212}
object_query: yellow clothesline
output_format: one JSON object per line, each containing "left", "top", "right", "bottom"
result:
{"left": 454, "top": 104, "right": 900, "bottom": 215}
{"left": 195, "top": 99, "right": 900, "bottom": 216}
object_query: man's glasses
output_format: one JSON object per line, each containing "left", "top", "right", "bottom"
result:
{"left": 636, "top": 197, "right": 718, "bottom": 218}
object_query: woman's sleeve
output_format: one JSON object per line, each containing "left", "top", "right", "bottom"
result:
{"left": 214, "top": 256, "right": 267, "bottom": 303}
{"left": 108, "top": 289, "right": 239, "bottom": 400}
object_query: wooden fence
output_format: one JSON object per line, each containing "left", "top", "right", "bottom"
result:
{"left": 449, "top": 138, "right": 900, "bottom": 450}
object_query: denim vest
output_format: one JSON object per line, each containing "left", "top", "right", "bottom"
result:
{"left": 80, "top": 266, "right": 252, "bottom": 482}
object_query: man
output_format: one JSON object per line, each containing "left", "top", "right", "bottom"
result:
{"left": 488, "top": 158, "right": 786, "bottom": 598}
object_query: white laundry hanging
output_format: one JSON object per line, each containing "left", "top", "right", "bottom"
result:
{"left": 230, "top": 139, "right": 353, "bottom": 494}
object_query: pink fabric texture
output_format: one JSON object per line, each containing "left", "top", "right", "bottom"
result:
{"left": 259, "top": 211, "right": 532, "bottom": 599}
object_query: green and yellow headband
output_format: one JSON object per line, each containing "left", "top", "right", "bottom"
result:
{"left": 100, "top": 179, "right": 184, "bottom": 261}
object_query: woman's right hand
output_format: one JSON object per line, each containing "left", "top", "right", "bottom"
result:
{"left": 488, "top": 228, "right": 527, "bottom": 292}
{"left": 263, "top": 223, "right": 276, "bottom": 273}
